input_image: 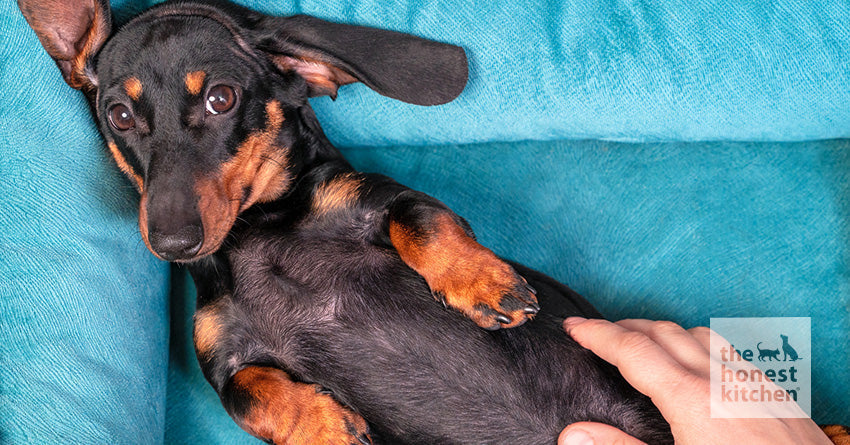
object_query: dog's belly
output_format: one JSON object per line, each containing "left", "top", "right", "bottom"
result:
{"left": 228, "top": 229, "right": 670, "bottom": 444}
{"left": 319, "top": 305, "right": 610, "bottom": 444}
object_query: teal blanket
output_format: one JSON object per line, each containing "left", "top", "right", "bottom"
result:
{"left": 2, "top": 0, "right": 848, "bottom": 442}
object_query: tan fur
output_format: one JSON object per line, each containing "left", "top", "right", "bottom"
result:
{"left": 193, "top": 174, "right": 241, "bottom": 259}
{"left": 311, "top": 173, "right": 362, "bottom": 216}
{"left": 194, "top": 300, "right": 224, "bottom": 357}
{"left": 123, "top": 76, "right": 142, "bottom": 100}
{"left": 390, "top": 213, "right": 534, "bottom": 328}
{"left": 137, "top": 192, "right": 156, "bottom": 258}
{"left": 232, "top": 366, "right": 371, "bottom": 444}
{"left": 824, "top": 425, "right": 850, "bottom": 445}
{"left": 270, "top": 55, "right": 356, "bottom": 98}
{"left": 192, "top": 100, "right": 292, "bottom": 258}
{"left": 185, "top": 70, "right": 206, "bottom": 96}
{"left": 69, "top": 1, "right": 109, "bottom": 91}
{"left": 107, "top": 141, "right": 143, "bottom": 190}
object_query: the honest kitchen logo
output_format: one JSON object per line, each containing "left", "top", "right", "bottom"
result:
{"left": 710, "top": 317, "right": 811, "bottom": 418}
{"left": 717, "top": 334, "right": 801, "bottom": 403}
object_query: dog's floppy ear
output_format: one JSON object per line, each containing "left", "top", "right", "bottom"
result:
{"left": 18, "top": 0, "right": 111, "bottom": 91}
{"left": 252, "top": 15, "right": 468, "bottom": 106}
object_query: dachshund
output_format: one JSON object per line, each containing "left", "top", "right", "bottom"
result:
{"left": 18, "top": 0, "right": 681, "bottom": 443}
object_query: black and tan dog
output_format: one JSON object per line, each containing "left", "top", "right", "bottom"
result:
{"left": 18, "top": 0, "right": 677, "bottom": 443}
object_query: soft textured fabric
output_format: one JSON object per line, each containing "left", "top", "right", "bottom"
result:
{"left": 0, "top": 0, "right": 170, "bottom": 443}
{"left": 3, "top": 0, "right": 850, "bottom": 443}
{"left": 264, "top": 0, "right": 850, "bottom": 145}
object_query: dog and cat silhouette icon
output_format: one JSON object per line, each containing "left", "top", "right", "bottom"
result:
{"left": 757, "top": 334, "right": 801, "bottom": 362}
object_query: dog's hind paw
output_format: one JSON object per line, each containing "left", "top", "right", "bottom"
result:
{"left": 227, "top": 366, "right": 372, "bottom": 445}
{"left": 823, "top": 424, "right": 850, "bottom": 445}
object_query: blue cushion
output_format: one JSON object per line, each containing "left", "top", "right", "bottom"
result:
{"left": 250, "top": 0, "right": 850, "bottom": 145}
{"left": 4, "top": 0, "right": 849, "bottom": 443}
{"left": 0, "top": 1, "right": 170, "bottom": 443}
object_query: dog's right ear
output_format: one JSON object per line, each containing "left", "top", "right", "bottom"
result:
{"left": 18, "top": 0, "right": 111, "bottom": 92}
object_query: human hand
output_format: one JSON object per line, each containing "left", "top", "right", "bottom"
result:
{"left": 559, "top": 317, "right": 834, "bottom": 445}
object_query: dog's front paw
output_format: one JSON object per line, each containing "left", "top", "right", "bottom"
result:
{"left": 389, "top": 210, "right": 539, "bottom": 330}
{"left": 433, "top": 252, "right": 539, "bottom": 330}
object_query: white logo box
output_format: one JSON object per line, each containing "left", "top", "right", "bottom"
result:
{"left": 709, "top": 317, "right": 811, "bottom": 418}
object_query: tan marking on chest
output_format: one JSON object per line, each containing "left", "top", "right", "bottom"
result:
{"left": 311, "top": 173, "right": 362, "bottom": 216}
{"left": 194, "top": 301, "right": 225, "bottom": 357}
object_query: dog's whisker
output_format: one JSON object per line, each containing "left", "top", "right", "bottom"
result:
{"left": 256, "top": 154, "right": 287, "bottom": 169}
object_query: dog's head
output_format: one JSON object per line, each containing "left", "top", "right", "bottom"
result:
{"left": 19, "top": 0, "right": 467, "bottom": 261}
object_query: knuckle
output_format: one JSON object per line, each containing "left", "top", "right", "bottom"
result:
{"left": 648, "top": 320, "right": 685, "bottom": 337}
{"left": 667, "top": 373, "right": 711, "bottom": 412}
{"left": 688, "top": 326, "right": 711, "bottom": 337}
{"left": 688, "top": 325, "right": 709, "bottom": 334}
{"left": 581, "top": 317, "right": 610, "bottom": 329}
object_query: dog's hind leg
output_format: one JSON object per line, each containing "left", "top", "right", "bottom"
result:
{"left": 188, "top": 255, "right": 371, "bottom": 445}
{"left": 220, "top": 366, "right": 371, "bottom": 445}
{"left": 823, "top": 425, "right": 850, "bottom": 445}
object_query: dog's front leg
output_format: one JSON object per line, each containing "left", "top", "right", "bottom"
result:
{"left": 386, "top": 189, "right": 539, "bottom": 330}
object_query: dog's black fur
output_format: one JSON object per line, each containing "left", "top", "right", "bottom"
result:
{"left": 19, "top": 0, "right": 672, "bottom": 443}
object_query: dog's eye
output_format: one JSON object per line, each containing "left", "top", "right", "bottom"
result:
{"left": 108, "top": 104, "right": 135, "bottom": 131}
{"left": 206, "top": 85, "right": 236, "bottom": 115}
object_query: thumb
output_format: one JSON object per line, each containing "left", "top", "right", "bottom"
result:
{"left": 559, "top": 422, "right": 648, "bottom": 445}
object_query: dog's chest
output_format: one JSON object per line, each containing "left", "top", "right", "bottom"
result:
{"left": 223, "top": 209, "right": 503, "bottom": 371}
{"left": 221, "top": 209, "right": 419, "bottom": 353}
{"left": 229, "top": 208, "right": 394, "bottom": 301}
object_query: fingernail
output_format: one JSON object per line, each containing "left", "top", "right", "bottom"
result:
{"left": 563, "top": 316, "right": 586, "bottom": 328}
{"left": 562, "top": 428, "right": 594, "bottom": 445}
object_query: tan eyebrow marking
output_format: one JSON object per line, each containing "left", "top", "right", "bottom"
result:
{"left": 123, "top": 77, "right": 143, "bottom": 101}
{"left": 185, "top": 71, "right": 207, "bottom": 95}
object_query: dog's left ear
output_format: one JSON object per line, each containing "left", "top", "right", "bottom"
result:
{"left": 252, "top": 15, "right": 468, "bottom": 106}
{"left": 18, "top": 0, "right": 112, "bottom": 92}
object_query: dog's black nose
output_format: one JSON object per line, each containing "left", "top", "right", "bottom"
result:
{"left": 149, "top": 225, "right": 203, "bottom": 261}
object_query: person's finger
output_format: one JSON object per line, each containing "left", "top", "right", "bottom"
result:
{"left": 559, "top": 422, "right": 647, "bottom": 445}
{"left": 564, "top": 317, "right": 694, "bottom": 409}
{"left": 616, "top": 319, "right": 709, "bottom": 377}
{"left": 687, "top": 326, "right": 711, "bottom": 350}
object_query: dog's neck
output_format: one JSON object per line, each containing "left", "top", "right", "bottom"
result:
{"left": 234, "top": 103, "right": 356, "bottom": 222}
{"left": 296, "top": 104, "right": 349, "bottom": 169}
